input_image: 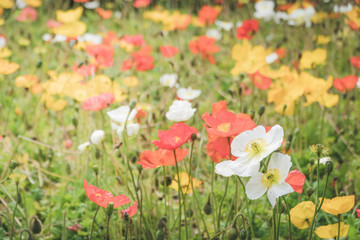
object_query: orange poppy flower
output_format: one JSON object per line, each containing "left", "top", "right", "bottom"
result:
{"left": 72, "top": 63, "right": 97, "bottom": 77}
{"left": 96, "top": 8, "right": 112, "bottom": 19}
{"left": 248, "top": 71, "right": 272, "bottom": 90}
{"left": 121, "top": 201, "right": 138, "bottom": 218}
{"left": 83, "top": 179, "right": 130, "bottom": 208}
{"left": 153, "top": 123, "right": 197, "bottom": 150}
{"left": 198, "top": 5, "right": 220, "bottom": 25}
{"left": 160, "top": 45, "right": 179, "bottom": 58}
{"left": 138, "top": 149, "right": 189, "bottom": 169}
{"left": 133, "top": 0, "right": 151, "bottom": 8}
{"left": 333, "top": 75, "right": 358, "bottom": 92}
{"left": 85, "top": 44, "right": 114, "bottom": 68}
{"left": 285, "top": 170, "right": 306, "bottom": 193}
{"left": 82, "top": 93, "right": 114, "bottom": 111}
{"left": 121, "top": 35, "right": 145, "bottom": 46}
{"left": 350, "top": 56, "right": 360, "bottom": 69}
{"left": 189, "top": 36, "right": 220, "bottom": 64}
{"left": 236, "top": 19, "right": 259, "bottom": 40}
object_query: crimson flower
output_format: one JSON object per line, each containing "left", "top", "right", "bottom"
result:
{"left": 82, "top": 93, "right": 114, "bottom": 111}
{"left": 131, "top": 45, "right": 154, "bottom": 71}
{"left": 84, "top": 179, "right": 130, "bottom": 208}
{"left": 333, "top": 75, "right": 358, "bottom": 92}
{"left": 285, "top": 170, "right": 306, "bottom": 193}
{"left": 153, "top": 123, "right": 198, "bottom": 150}
{"left": 121, "top": 59, "right": 134, "bottom": 71}
{"left": 189, "top": 36, "right": 220, "bottom": 64}
{"left": 236, "top": 19, "right": 259, "bottom": 40}
{"left": 138, "top": 149, "right": 189, "bottom": 169}
{"left": 121, "top": 201, "right": 138, "bottom": 218}
{"left": 356, "top": 209, "right": 360, "bottom": 219}
{"left": 67, "top": 224, "right": 82, "bottom": 232}
{"left": 350, "top": 56, "right": 360, "bottom": 68}
{"left": 198, "top": 5, "right": 220, "bottom": 25}
{"left": 74, "top": 0, "right": 89, "bottom": 2}
{"left": 160, "top": 45, "right": 179, "bottom": 58}
{"left": 72, "top": 63, "right": 97, "bottom": 77}
{"left": 133, "top": 0, "right": 151, "bottom": 8}
{"left": 248, "top": 71, "right": 272, "bottom": 90}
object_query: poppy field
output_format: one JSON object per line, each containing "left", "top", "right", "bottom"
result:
{"left": 1, "top": 0, "right": 360, "bottom": 239}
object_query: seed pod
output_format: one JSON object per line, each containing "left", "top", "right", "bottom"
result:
{"left": 92, "top": 165, "right": 99, "bottom": 176}
{"left": 191, "top": 133, "right": 197, "bottom": 141}
{"left": 106, "top": 202, "right": 114, "bottom": 218}
{"left": 30, "top": 216, "right": 42, "bottom": 234}
{"left": 226, "top": 226, "right": 239, "bottom": 240}
{"left": 325, "top": 161, "right": 333, "bottom": 174}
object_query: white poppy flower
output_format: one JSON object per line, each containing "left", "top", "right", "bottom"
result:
{"left": 116, "top": 123, "right": 140, "bottom": 138}
{"left": 265, "top": 52, "right": 278, "bottom": 64}
{"left": 215, "top": 20, "right": 233, "bottom": 31}
{"left": 319, "top": 157, "right": 330, "bottom": 165}
{"left": 288, "top": 7, "right": 315, "bottom": 28}
{"left": 357, "top": 77, "right": 360, "bottom": 88}
{"left": 160, "top": 73, "right": 178, "bottom": 88}
{"left": 52, "top": 34, "right": 67, "bottom": 43}
{"left": 206, "top": 29, "right": 222, "bottom": 40}
{"left": 78, "top": 33, "right": 103, "bottom": 44}
{"left": 107, "top": 106, "right": 137, "bottom": 124}
{"left": 90, "top": 130, "right": 105, "bottom": 145}
{"left": 215, "top": 125, "right": 284, "bottom": 177}
{"left": 246, "top": 152, "right": 294, "bottom": 208}
{"left": 177, "top": 87, "right": 201, "bottom": 100}
{"left": 333, "top": 4, "right": 353, "bottom": 13}
{"left": 114, "top": 11, "right": 122, "bottom": 19}
{"left": 16, "top": 0, "right": 27, "bottom": 9}
{"left": 273, "top": 11, "right": 289, "bottom": 24}
{"left": 78, "top": 141, "right": 91, "bottom": 152}
{"left": 84, "top": 1, "right": 100, "bottom": 9}
{"left": 254, "top": 1, "right": 275, "bottom": 21}
{"left": 166, "top": 100, "right": 196, "bottom": 122}
{"left": 42, "top": 34, "right": 52, "bottom": 42}
{"left": 0, "top": 36, "right": 6, "bottom": 48}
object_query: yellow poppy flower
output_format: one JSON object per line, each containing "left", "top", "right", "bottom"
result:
{"left": 311, "top": 12, "right": 328, "bottom": 24}
{"left": 0, "top": 0, "right": 14, "bottom": 9}
{"left": 52, "top": 21, "right": 87, "bottom": 38}
{"left": 0, "top": 7, "right": 3, "bottom": 15}
{"left": 16, "top": 75, "right": 38, "bottom": 88}
{"left": 56, "top": 7, "right": 83, "bottom": 24}
{"left": 9, "top": 173, "right": 26, "bottom": 183}
{"left": 15, "top": 107, "right": 23, "bottom": 116}
{"left": 24, "top": 0, "right": 41, "bottom": 7}
{"left": 315, "top": 223, "right": 349, "bottom": 239}
{"left": 0, "top": 59, "right": 19, "bottom": 74}
{"left": 18, "top": 37, "right": 31, "bottom": 47}
{"left": 299, "top": 48, "right": 327, "bottom": 69}
{"left": 43, "top": 94, "right": 67, "bottom": 111}
{"left": 320, "top": 195, "right": 355, "bottom": 215}
{"left": 316, "top": 35, "right": 331, "bottom": 45}
{"left": 287, "top": 2, "right": 313, "bottom": 14}
{"left": 122, "top": 76, "right": 139, "bottom": 87}
{"left": 231, "top": 41, "right": 271, "bottom": 76}
{"left": 0, "top": 18, "right": 4, "bottom": 26}
{"left": 290, "top": 201, "right": 315, "bottom": 229}
{"left": 0, "top": 47, "right": 11, "bottom": 58}
{"left": 169, "top": 172, "right": 202, "bottom": 195}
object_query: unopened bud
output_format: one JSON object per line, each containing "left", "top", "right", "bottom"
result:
{"left": 325, "top": 161, "right": 333, "bottom": 174}
{"left": 129, "top": 99, "right": 137, "bottom": 109}
{"left": 92, "top": 165, "right": 99, "bottom": 176}
{"left": 307, "top": 187, "right": 314, "bottom": 198}
{"left": 191, "top": 133, "right": 197, "bottom": 141}
{"left": 106, "top": 202, "right": 114, "bottom": 218}
{"left": 157, "top": 216, "right": 167, "bottom": 229}
{"left": 72, "top": 117, "right": 78, "bottom": 128}
{"left": 156, "top": 229, "right": 165, "bottom": 240}
{"left": 186, "top": 209, "right": 193, "bottom": 217}
{"left": 36, "top": 60, "right": 42, "bottom": 68}
{"left": 203, "top": 200, "right": 212, "bottom": 215}
{"left": 30, "top": 216, "right": 42, "bottom": 234}
{"left": 240, "top": 229, "right": 247, "bottom": 240}
{"left": 258, "top": 105, "right": 265, "bottom": 117}
{"left": 226, "top": 226, "right": 239, "bottom": 240}
{"left": 250, "top": 110, "right": 255, "bottom": 120}
{"left": 9, "top": 161, "right": 18, "bottom": 170}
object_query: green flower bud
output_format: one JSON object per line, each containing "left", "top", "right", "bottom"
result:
{"left": 129, "top": 99, "right": 137, "bottom": 109}
{"left": 258, "top": 105, "right": 265, "bottom": 117}
{"left": 240, "top": 229, "right": 247, "bottom": 240}
{"left": 191, "top": 133, "right": 197, "bottom": 141}
{"left": 325, "top": 161, "right": 333, "bottom": 174}
{"left": 186, "top": 209, "right": 193, "bottom": 217}
{"left": 9, "top": 161, "right": 18, "bottom": 170}
{"left": 155, "top": 229, "right": 165, "bottom": 240}
{"left": 36, "top": 60, "right": 42, "bottom": 68}
{"left": 307, "top": 187, "right": 314, "bottom": 198}
{"left": 92, "top": 165, "right": 99, "bottom": 176}
{"left": 72, "top": 117, "right": 78, "bottom": 128}
{"left": 30, "top": 216, "right": 42, "bottom": 234}
{"left": 203, "top": 201, "right": 212, "bottom": 215}
{"left": 249, "top": 110, "right": 255, "bottom": 120}
{"left": 106, "top": 202, "right": 114, "bottom": 218}
{"left": 157, "top": 216, "right": 167, "bottom": 229}
{"left": 226, "top": 226, "right": 239, "bottom": 240}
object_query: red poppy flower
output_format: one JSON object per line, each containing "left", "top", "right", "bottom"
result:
{"left": 135, "top": 108, "right": 147, "bottom": 123}
{"left": 275, "top": 48, "right": 286, "bottom": 59}
{"left": 121, "top": 59, "right": 134, "bottom": 71}
{"left": 82, "top": 93, "right": 115, "bottom": 111}
{"left": 285, "top": 170, "right": 306, "bottom": 193}
{"left": 277, "top": 3, "right": 292, "bottom": 11}
{"left": 46, "top": 19, "right": 62, "bottom": 28}
{"left": 153, "top": 123, "right": 198, "bottom": 150}
{"left": 240, "top": 83, "right": 252, "bottom": 95}
{"left": 160, "top": 45, "right": 179, "bottom": 58}
{"left": 189, "top": 36, "right": 220, "bottom": 64}
{"left": 356, "top": 209, "right": 360, "bottom": 219}
{"left": 67, "top": 223, "right": 82, "bottom": 232}
{"left": 206, "top": 134, "right": 236, "bottom": 163}
{"left": 72, "top": 63, "right": 97, "bottom": 77}
{"left": 96, "top": 8, "right": 113, "bottom": 19}
{"left": 121, "top": 35, "right": 146, "bottom": 46}
{"left": 133, "top": 0, "right": 151, "bottom": 8}
{"left": 236, "top": 19, "right": 259, "bottom": 40}
{"left": 85, "top": 44, "right": 114, "bottom": 68}
{"left": 198, "top": 5, "right": 220, "bottom": 25}
{"left": 103, "top": 31, "right": 118, "bottom": 46}
{"left": 83, "top": 179, "right": 130, "bottom": 208}
{"left": 131, "top": 45, "right": 154, "bottom": 71}
{"left": 74, "top": 0, "right": 89, "bottom": 2}
{"left": 138, "top": 149, "right": 189, "bottom": 169}
{"left": 64, "top": 139, "right": 72, "bottom": 149}
{"left": 121, "top": 201, "right": 138, "bottom": 218}
{"left": 333, "top": 75, "right": 358, "bottom": 92}
{"left": 248, "top": 71, "right": 272, "bottom": 90}
{"left": 348, "top": 20, "right": 360, "bottom": 30}
{"left": 350, "top": 56, "right": 360, "bottom": 69}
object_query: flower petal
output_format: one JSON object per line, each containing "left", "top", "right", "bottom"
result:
{"left": 267, "top": 182, "right": 294, "bottom": 208}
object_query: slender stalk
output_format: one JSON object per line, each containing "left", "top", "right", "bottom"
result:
{"left": 237, "top": 176, "right": 255, "bottom": 238}
{"left": 173, "top": 150, "right": 183, "bottom": 240}
{"left": 316, "top": 158, "right": 320, "bottom": 204}
{"left": 105, "top": 216, "right": 111, "bottom": 240}
{"left": 337, "top": 214, "right": 341, "bottom": 240}
{"left": 10, "top": 183, "right": 19, "bottom": 240}
{"left": 89, "top": 205, "right": 100, "bottom": 240}
{"left": 283, "top": 197, "right": 293, "bottom": 240}
{"left": 217, "top": 178, "right": 229, "bottom": 228}
{"left": 273, "top": 203, "right": 277, "bottom": 240}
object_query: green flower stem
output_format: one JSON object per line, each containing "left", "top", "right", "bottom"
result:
{"left": 237, "top": 176, "right": 255, "bottom": 238}
{"left": 283, "top": 197, "right": 293, "bottom": 240}
{"left": 89, "top": 205, "right": 100, "bottom": 240}
{"left": 173, "top": 150, "right": 183, "bottom": 240}
{"left": 273, "top": 202, "right": 277, "bottom": 240}
{"left": 10, "top": 183, "right": 19, "bottom": 240}
{"left": 337, "top": 214, "right": 341, "bottom": 240}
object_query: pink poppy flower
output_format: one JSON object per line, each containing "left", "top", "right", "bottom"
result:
{"left": 82, "top": 93, "right": 115, "bottom": 111}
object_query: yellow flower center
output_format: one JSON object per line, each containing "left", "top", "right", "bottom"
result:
{"left": 261, "top": 169, "right": 281, "bottom": 188}
{"left": 245, "top": 138, "right": 266, "bottom": 156}
{"left": 217, "top": 122, "right": 230, "bottom": 133}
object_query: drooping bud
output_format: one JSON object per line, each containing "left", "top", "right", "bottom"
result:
{"left": 36, "top": 60, "right": 42, "bottom": 69}
{"left": 30, "top": 216, "right": 42, "bottom": 234}
{"left": 325, "top": 161, "right": 333, "bottom": 174}
{"left": 106, "top": 202, "right": 114, "bottom": 218}
{"left": 203, "top": 197, "right": 212, "bottom": 215}
{"left": 240, "top": 228, "right": 247, "bottom": 240}
{"left": 258, "top": 105, "right": 265, "bottom": 117}
{"left": 156, "top": 229, "right": 165, "bottom": 240}
{"left": 226, "top": 225, "right": 239, "bottom": 240}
